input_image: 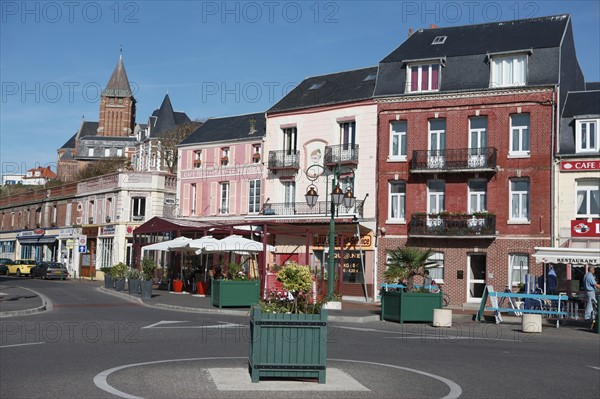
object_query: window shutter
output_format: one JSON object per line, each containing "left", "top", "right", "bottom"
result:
{"left": 183, "top": 184, "right": 190, "bottom": 216}
{"left": 210, "top": 182, "right": 218, "bottom": 215}
{"left": 230, "top": 183, "right": 236, "bottom": 215}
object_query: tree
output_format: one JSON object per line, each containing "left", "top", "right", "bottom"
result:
{"left": 159, "top": 121, "right": 202, "bottom": 174}
{"left": 384, "top": 247, "right": 437, "bottom": 291}
{"left": 74, "top": 157, "right": 130, "bottom": 181}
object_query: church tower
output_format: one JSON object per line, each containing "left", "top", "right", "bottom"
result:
{"left": 97, "top": 53, "right": 136, "bottom": 136}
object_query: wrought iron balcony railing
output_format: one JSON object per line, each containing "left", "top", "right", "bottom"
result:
{"left": 410, "top": 147, "right": 497, "bottom": 173}
{"left": 408, "top": 213, "right": 496, "bottom": 237}
{"left": 260, "top": 200, "right": 364, "bottom": 218}
{"left": 268, "top": 150, "right": 300, "bottom": 171}
{"left": 324, "top": 144, "right": 359, "bottom": 166}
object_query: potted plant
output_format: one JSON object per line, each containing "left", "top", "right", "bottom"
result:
{"left": 380, "top": 247, "right": 443, "bottom": 323}
{"left": 249, "top": 262, "right": 327, "bottom": 384}
{"left": 211, "top": 261, "right": 260, "bottom": 308}
{"left": 127, "top": 268, "right": 141, "bottom": 295}
{"left": 100, "top": 266, "right": 113, "bottom": 289}
{"left": 112, "top": 262, "right": 127, "bottom": 291}
{"left": 140, "top": 257, "right": 155, "bottom": 299}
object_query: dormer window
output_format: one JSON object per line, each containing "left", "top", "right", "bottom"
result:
{"left": 308, "top": 82, "right": 324, "bottom": 90}
{"left": 363, "top": 73, "right": 377, "bottom": 82}
{"left": 490, "top": 54, "right": 527, "bottom": 88}
{"left": 576, "top": 119, "right": 599, "bottom": 153}
{"left": 431, "top": 36, "right": 447, "bottom": 45}
{"left": 406, "top": 63, "right": 440, "bottom": 93}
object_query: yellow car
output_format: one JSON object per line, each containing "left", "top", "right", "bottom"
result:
{"left": 7, "top": 260, "right": 36, "bottom": 277}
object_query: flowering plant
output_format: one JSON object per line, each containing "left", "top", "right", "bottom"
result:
{"left": 260, "top": 262, "right": 323, "bottom": 314}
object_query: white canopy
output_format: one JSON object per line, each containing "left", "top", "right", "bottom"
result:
{"left": 202, "top": 235, "right": 275, "bottom": 254}
{"left": 141, "top": 236, "right": 192, "bottom": 255}
{"left": 533, "top": 246, "right": 600, "bottom": 265}
{"left": 188, "top": 236, "right": 221, "bottom": 254}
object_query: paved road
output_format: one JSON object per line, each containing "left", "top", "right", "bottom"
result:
{"left": 1, "top": 276, "right": 599, "bottom": 398}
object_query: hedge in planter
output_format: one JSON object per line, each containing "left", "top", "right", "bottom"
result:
{"left": 249, "top": 262, "right": 327, "bottom": 384}
{"left": 100, "top": 266, "right": 113, "bottom": 289}
{"left": 140, "top": 257, "right": 156, "bottom": 300}
{"left": 127, "top": 269, "right": 141, "bottom": 295}
{"left": 112, "top": 262, "right": 127, "bottom": 291}
{"left": 211, "top": 278, "right": 260, "bottom": 308}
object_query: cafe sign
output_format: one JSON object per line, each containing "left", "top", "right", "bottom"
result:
{"left": 561, "top": 160, "right": 600, "bottom": 172}
{"left": 571, "top": 220, "right": 600, "bottom": 238}
{"left": 312, "top": 233, "right": 373, "bottom": 250}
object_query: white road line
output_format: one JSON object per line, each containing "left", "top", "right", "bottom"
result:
{"left": 0, "top": 342, "right": 45, "bottom": 348}
{"left": 340, "top": 325, "right": 517, "bottom": 342}
{"left": 142, "top": 321, "right": 189, "bottom": 329}
{"left": 142, "top": 320, "right": 245, "bottom": 329}
{"left": 587, "top": 366, "right": 600, "bottom": 371}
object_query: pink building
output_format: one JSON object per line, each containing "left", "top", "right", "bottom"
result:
{"left": 177, "top": 113, "right": 266, "bottom": 220}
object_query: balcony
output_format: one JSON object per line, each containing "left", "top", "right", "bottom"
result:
{"left": 268, "top": 150, "right": 300, "bottom": 172}
{"left": 324, "top": 144, "right": 359, "bottom": 167}
{"left": 408, "top": 213, "right": 496, "bottom": 238}
{"left": 260, "top": 200, "right": 364, "bottom": 218}
{"left": 411, "top": 147, "right": 497, "bottom": 173}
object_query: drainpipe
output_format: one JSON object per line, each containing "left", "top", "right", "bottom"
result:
{"left": 550, "top": 86, "right": 557, "bottom": 247}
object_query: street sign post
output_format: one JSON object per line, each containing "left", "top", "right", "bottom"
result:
{"left": 78, "top": 245, "right": 87, "bottom": 253}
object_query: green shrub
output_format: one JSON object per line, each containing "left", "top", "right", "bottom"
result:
{"left": 140, "top": 257, "right": 156, "bottom": 281}
{"left": 111, "top": 262, "right": 127, "bottom": 279}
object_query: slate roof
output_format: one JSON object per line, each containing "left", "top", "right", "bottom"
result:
{"left": 59, "top": 150, "right": 74, "bottom": 161}
{"left": 268, "top": 66, "right": 378, "bottom": 113}
{"left": 60, "top": 133, "right": 77, "bottom": 149}
{"left": 586, "top": 82, "right": 600, "bottom": 91}
{"left": 179, "top": 112, "right": 265, "bottom": 146}
{"left": 562, "top": 90, "right": 600, "bottom": 118}
{"left": 102, "top": 55, "right": 133, "bottom": 98}
{"left": 148, "top": 94, "right": 192, "bottom": 138}
{"left": 59, "top": 121, "right": 99, "bottom": 149}
{"left": 381, "top": 15, "right": 569, "bottom": 63}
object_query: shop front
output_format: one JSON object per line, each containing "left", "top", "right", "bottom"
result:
{"left": 17, "top": 229, "right": 58, "bottom": 262}
{"left": 79, "top": 226, "right": 98, "bottom": 278}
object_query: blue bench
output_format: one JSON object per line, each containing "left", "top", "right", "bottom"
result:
{"left": 485, "top": 291, "right": 568, "bottom": 327}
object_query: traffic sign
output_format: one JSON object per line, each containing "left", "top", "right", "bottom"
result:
{"left": 78, "top": 245, "right": 87, "bottom": 253}
{"left": 78, "top": 235, "right": 87, "bottom": 246}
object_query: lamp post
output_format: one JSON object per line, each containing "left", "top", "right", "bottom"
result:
{"left": 304, "top": 164, "right": 355, "bottom": 296}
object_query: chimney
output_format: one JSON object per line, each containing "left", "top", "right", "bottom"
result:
{"left": 430, "top": 24, "right": 438, "bottom": 29}
{"left": 249, "top": 117, "right": 257, "bottom": 135}
{"left": 408, "top": 28, "right": 413, "bottom": 37}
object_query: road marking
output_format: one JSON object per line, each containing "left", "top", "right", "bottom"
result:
{"left": 142, "top": 320, "right": 245, "bottom": 329}
{"left": 340, "top": 325, "right": 516, "bottom": 342}
{"left": 94, "top": 357, "right": 462, "bottom": 399}
{"left": 0, "top": 342, "right": 45, "bottom": 348}
{"left": 587, "top": 366, "right": 600, "bottom": 371}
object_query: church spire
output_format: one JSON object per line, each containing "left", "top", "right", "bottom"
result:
{"left": 102, "top": 52, "right": 132, "bottom": 98}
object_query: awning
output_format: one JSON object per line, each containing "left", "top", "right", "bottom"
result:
{"left": 18, "top": 236, "right": 58, "bottom": 245}
{"left": 533, "top": 246, "right": 600, "bottom": 265}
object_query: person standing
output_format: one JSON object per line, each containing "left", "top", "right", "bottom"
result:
{"left": 583, "top": 266, "right": 600, "bottom": 320}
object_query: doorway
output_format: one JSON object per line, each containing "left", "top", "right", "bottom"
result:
{"left": 467, "top": 254, "right": 486, "bottom": 302}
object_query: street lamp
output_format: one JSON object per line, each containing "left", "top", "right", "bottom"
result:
{"left": 304, "top": 164, "right": 356, "bottom": 296}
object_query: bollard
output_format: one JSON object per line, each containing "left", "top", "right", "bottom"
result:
{"left": 433, "top": 308, "right": 453, "bottom": 327}
{"left": 522, "top": 314, "right": 542, "bottom": 333}
{"left": 74, "top": 271, "right": 77, "bottom": 280}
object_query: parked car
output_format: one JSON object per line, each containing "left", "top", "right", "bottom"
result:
{"left": 30, "top": 262, "right": 70, "bottom": 280}
{"left": 7, "top": 259, "right": 37, "bottom": 277}
{"left": 0, "top": 258, "right": 12, "bottom": 275}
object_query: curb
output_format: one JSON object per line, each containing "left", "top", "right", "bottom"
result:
{"left": 149, "top": 302, "right": 250, "bottom": 316}
{"left": 329, "top": 314, "right": 381, "bottom": 324}
{"left": 97, "top": 286, "right": 144, "bottom": 305}
{"left": 0, "top": 286, "right": 52, "bottom": 318}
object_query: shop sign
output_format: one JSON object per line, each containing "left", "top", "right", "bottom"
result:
{"left": 33, "top": 228, "right": 45, "bottom": 236}
{"left": 571, "top": 220, "right": 600, "bottom": 238}
{"left": 59, "top": 228, "right": 75, "bottom": 239}
{"left": 312, "top": 233, "right": 373, "bottom": 250}
{"left": 66, "top": 239, "right": 74, "bottom": 249}
{"left": 561, "top": 160, "right": 600, "bottom": 172}
{"left": 100, "top": 225, "right": 116, "bottom": 236}
{"left": 334, "top": 250, "right": 365, "bottom": 283}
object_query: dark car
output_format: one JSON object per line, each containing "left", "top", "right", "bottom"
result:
{"left": 0, "top": 258, "right": 12, "bottom": 275}
{"left": 30, "top": 262, "right": 69, "bottom": 280}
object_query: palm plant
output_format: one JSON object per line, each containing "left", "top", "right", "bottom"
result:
{"left": 384, "top": 247, "right": 437, "bottom": 291}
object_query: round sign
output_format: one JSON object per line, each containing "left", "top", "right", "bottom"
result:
{"left": 78, "top": 236, "right": 87, "bottom": 245}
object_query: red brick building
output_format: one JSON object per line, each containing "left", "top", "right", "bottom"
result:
{"left": 373, "top": 15, "right": 586, "bottom": 306}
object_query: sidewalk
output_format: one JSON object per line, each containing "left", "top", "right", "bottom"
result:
{"left": 0, "top": 285, "right": 47, "bottom": 317}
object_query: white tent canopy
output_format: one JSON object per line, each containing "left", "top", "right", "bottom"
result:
{"left": 202, "top": 235, "right": 275, "bottom": 254}
{"left": 141, "top": 236, "right": 192, "bottom": 255}
{"left": 188, "top": 236, "right": 221, "bottom": 254}
{"left": 533, "top": 246, "right": 600, "bottom": 265}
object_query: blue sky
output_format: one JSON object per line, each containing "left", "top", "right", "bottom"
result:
{"left": 1, "top": 1, "right": 599, "bottom": 176}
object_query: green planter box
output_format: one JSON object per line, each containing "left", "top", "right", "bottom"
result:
{"left": 249, "top": 306, "right": 328, "bottom": 384}
{"left": 211, "top": 279, "right": 260, "bottom": 308}
{"left": 381, "top": 290, "right": 442, "bottom": 323}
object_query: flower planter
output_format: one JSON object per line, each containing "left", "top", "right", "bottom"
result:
{"left": 104, "top": 274, "right": 114, "bottom": 289}
{"left": 249, "top": 306, "right": 327, "bottom": 383}
{"left": 128, "top": 279, "right": 141, "bottom": 295}
{"left": 115, "top": 278, "right": 126, "bottom": 292}
{"left": 172, "top": 279, "right": 184, "bottom": 292}
{"left": 381, "top": 290, "right": 442, "bottom": 323}
{"left": 140, "top": 280, "right": 153, "bottom": 299}
{"left": 196, "top": 281, "right": 209, "bottom": 296}
{"left": 211, "top": 279, "right": 260, "bottom": 308}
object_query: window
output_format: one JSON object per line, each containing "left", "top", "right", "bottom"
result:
{"left": 116, "top": 148, "right": 123, "bottom": 157}
{"left": 194, "top": 150, "right": 202, "bottom": 168}
{"left": 428, "top": 119, "right": 446, "bottom": 168}
{"left": 131, "top": 197, "right": 146, "bottom": 221}
{"left": 308, "top": 82, "right": 324, "bottom": 90}
{"left": 389, "top": 121, "right": 407, "bottom": 160}
{"left": 340, "top": 121, "right": 356, "bottom": 150}
{"left": 363, "top": 73, "right": 377, "bottom": 81}
{"left": 510, "top": 254, "right": 529, "bottom": 286}
{"left": 428, "top": 252, "right": 444, "bottom": 281}
{"left": 104, "top": 148, "right": 110, "bottom": 157}
{"left": 388, "top": 181, "right": 406, "bottom": 221}
{"left": 88, "top": 148, "right": 94, "bottom": 157}
{"left": 469, "top": 180, "right": 487, "bottom": 213}
{"left": 576, "top": 119, "right": 599, "bottom": 153}
{"left": 406, "top": 63, "right": 440, "bottom": 93}
{"left": 220, "top": 182, "right": 230, "bottom": 214}
{"left": 221, "top": 148, "right": 230, "bottom": 166}
{"left": 252, "top": 145, "right": 261, "bottom": 163}
{"left": 509, "top": 114, "right": 530, "bottom": 156}
{"left": 151, "top": 153, "right": 157, "bottom": 168}
{"left": 431, "top": 36, "right": 447, "bottom": 45}
{"left": 576, "top": 179, "right": 600, "bottom": 218}
{"left": 283, "top": 181, "right": 296, "bottom": 208}
{"left": 99, "top": 238, "right": 114, "bottom": 269}
{"left": 428, "top": 180, "right": 445, "bottom": 214}
{"left": 490, "top": 54, "right": 527, "bottom": 87}
{"left": 248, "top": 180, "right": 261, "bottom": 214}
{"left": 469, "top": 117, "right": 488, "bottom": 151}
{"left": 52, "top": 205, "right": 58, "bottom": 225}
{"left": 0, "top": 240, "right": 16, "bottom": 254}
{"left": 283, "top": 127, "right": 297, "bottom": 155}
{"left": 190, "top": 183, "right": 197, "bottom": 215}
{"left": 510, "top": 179, "right": 530, "bottom": 221}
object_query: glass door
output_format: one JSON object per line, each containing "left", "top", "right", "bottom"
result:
{"left": 467, "top": 254, "right": 486, "bottom": 302}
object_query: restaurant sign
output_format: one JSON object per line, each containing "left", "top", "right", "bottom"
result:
{"left": 312, "top": 233, "right": 373, "bottom": 250}
{"left": 560, "top": 160, "right": 600, "bottom": 172}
